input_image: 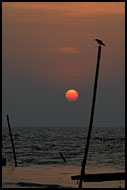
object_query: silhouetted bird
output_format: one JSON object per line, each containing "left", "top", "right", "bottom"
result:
{"left": 95, "top": 39, "right": 105, "bottom": 46}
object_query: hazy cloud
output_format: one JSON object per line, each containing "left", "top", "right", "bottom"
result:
{"left": 2, "top": 2, "right": 125, "bottom": 17}
{"left": 53, "top": 46, "right": 79, "bottom": 54}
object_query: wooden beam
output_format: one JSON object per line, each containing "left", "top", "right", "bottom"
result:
{"left": 59, "top": 152, "right": 67, "bottom": 163}
{"left": 7, "top": 114, "right": 17, "bottom": 167}
{"left": 71, "top": 172, "right": 126, "bottom": 182}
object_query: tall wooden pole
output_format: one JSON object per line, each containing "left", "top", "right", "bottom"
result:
{"left": 79, "top": 46, "right": 102, "bottom": 188}
{"left": 7, "top": 114, "right": 17, "bottom": 167}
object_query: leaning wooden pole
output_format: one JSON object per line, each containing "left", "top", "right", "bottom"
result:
{"left": 79, "top": 46, "right": 101, "bottom": 188}
{"left": 7, "top": 114, "right": 17, "bottom": 167}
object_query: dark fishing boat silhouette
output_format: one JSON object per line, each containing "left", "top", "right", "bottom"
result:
{"left": 71, "top": 42, "right": 126, "bottom": 188}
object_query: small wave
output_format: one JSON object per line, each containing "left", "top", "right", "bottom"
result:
{"left": 93, "top": 137, "right": 125, "bottom": 142}
{"left": 3, "top": 182, "right": 66, "bottom": 188}
{"left": 34, "top": 160, "right": 58, "bottom": 165}
{"left": 31, "top": 146, "right": 42, "bottom": 151}
{"left": 17, "top": 182, "right": 64, "bottom": 188}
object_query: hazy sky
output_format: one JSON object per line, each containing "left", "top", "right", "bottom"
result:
{"left": 2, "top": 2, "right": 125, "bottom": 127}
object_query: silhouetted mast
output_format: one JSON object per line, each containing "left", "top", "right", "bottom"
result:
{"left": 71, "top": 43, "right": 125, "bottom": 187}
{"left": 79, "top": 46, "right": 102, "bottom": 188}
{"left": 7, "top": 114, "right": 17, "bottom": 167}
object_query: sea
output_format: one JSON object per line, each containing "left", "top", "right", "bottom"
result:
{"left": 2, "top": 126, "right": 125, "bottom": 188}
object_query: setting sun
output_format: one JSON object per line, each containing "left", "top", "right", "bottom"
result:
{"left": 65, "top": 89, "right": 79, "bottom": 102}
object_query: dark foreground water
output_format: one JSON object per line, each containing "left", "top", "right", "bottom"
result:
{"left": 2, "top": 127, "right": 125, "bottom": 188}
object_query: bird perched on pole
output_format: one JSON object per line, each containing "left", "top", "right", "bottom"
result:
{"left": 95, "top": 39, "right": 105, "bottom": 46}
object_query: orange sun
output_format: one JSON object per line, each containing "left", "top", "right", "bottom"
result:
{"left": 65, "top": 89, "right": 79, "bottom": 102}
